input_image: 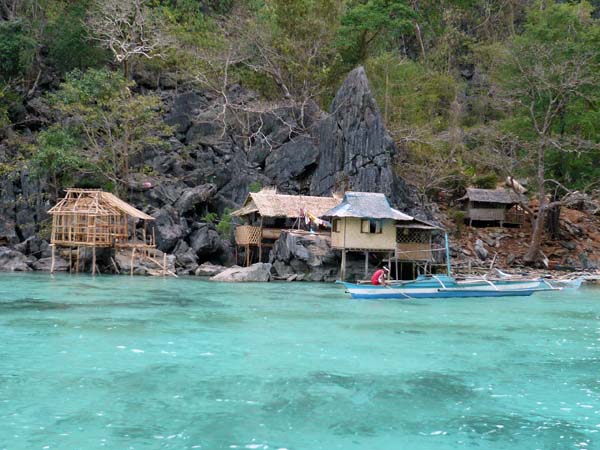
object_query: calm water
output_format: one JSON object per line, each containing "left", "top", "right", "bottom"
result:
{"left": 1, "top": 274, "right": 599, "bottom": 450}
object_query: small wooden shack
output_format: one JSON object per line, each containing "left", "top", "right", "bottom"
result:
{"left": 231, "top": 188, "right": 340, "bottom": 266}
{"left": 459, "top": 188, "right": 526, "bottom": 227}
{"left": 323, "top": 192, "right": 439, "bottom": 280}
{"left": 48, "top": 188, "right": 164, "bottom": 275}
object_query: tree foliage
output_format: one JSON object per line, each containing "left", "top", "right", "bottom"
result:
{"left": 42, "top": 68, "right": 172, "bottom": 191}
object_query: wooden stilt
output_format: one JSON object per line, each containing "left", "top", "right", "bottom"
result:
{"left": 364, "top": 251, "right": 369, "bottom": 279}
{"left": 340, "top": 249, "right": 347, "bottom": 281}
{"left": 130, "top": 248, "right": 135, "bottom": 276}
{"left": 92, "top": 246, "right": 96, "bottom": 276}
{"left": 76, "top": 247, "right": 80, "bottom": 273}
{"left": 69, "top": 247, "right": 73, "bottom": 273}
{"left": 245, "top": 244, "right": 250, "bottom": 267}
{"left": 111, "top": 257, "right": 119, "bottom": 274}
{"left": 50, "top": 245, "right": 55, "bottom": 274}
{"left": 162, "top": 252, "right": 167, "bottom": 277}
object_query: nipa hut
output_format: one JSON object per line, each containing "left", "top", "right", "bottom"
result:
{"left": 230, "top": 188, "right": 340, "bottom": 266}
{"left": 48, "top": 188, "right": 165, "bottom": 275}
{"left": 322, "top": 192, "right": 441, "bottom": 280}
{"left": 458, "top": 188, "right": 526, "bottom": 227}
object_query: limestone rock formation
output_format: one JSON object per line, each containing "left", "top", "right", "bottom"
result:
{"left": 310, "top": 67, "right": 413, "bottom": 209}
{"left": 270, "top": 231, "right": 340, "bottom": 282}
{"left": 211, "top": 262, "right": 272, "bottom": 282}
{"left": 0, "top": 247, "right": 31, "bottom": 271}
{"left": 195, "top": 262, "right": 228, "bottom": 277}
{"left": 32, "top": 256, "right": 69, "bottom": 272}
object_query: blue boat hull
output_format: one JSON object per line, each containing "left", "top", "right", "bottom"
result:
{"left": 345, "top": 288, "right": 537, "bottom": 300}
{"left": 341, "top": 275, "right": 551, "bottom": 300}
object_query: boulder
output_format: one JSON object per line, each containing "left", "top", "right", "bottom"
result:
{"left": 211, "top": 263, "right": 272, "bottom": 282}
{"left": 474, "top": 239, "right": 488, "bottom": 261}
{"left": 264, "top": 137, "right": 319, "bottom": 189}
{"left": 164, "top": 92, "right": 207, "bottom": 135}
{"left": 151, "top": 206, "right": 190, "bottom": 252}
{"left": 32, "top": 256, "right": 69, "bottom": 272}
{"left": 269, "top": 231, "right": 340, "bottom": 281}
{"left": 559, "top": 241, "right": 577, "bottom": 251}
{"left": 189, "top": 223, "right": 221, "bottom": 255}
{"left": 195, "top": 262, "right": 228, "bottom": 277}
{"left": 114, "top": 250, "right": 176, "bottom": 275}
{"left": 172, "top": 240, "right": 198, "bottom": 271}
{"left": 174, "top": 183, "right": 217, "bottom": 214}
{"left": 0, "top": 247, "right": 31, "bottom": 271}
{"left": 309, "top": 66, "right": 413, "bottom": 209}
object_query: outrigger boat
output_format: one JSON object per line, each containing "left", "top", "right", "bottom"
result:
{"left": 341, "top": 274, "right": 558, "bottom": 300}
{"left": 339, "top": 234, "right": 560, "bottom": 300}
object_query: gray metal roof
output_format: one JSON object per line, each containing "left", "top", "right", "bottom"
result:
{"left": 322, "top": 192, "right": 413, "bottom": 220}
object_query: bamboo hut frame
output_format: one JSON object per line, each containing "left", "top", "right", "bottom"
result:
{"left": 48, "top": 189, "right": 162, "bottom": 276}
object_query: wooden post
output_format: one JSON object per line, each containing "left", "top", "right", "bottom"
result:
{"left": 69, "top": 246, "right": 73, "bottom": 273}
{"left": 163, "top": 252, "right": 167, "bottom": 276}
{"left": 130, "top": 248, "right": 135, "bottom": 276}
{"left": 340, "top": 249, "right": 347, "bottom": 281}
{"left": 259, "top": 217, "right": 263, "bottom": 263}
{"left": 92, "top": 246, "right": 96, "bottom": 276}
{"left": 364, "top": 251, "right": 369, "bottom": 279}
{"left": 395, "top": 248, "right": 399, "bottom": 281}
{"left": 50, "top": 245, "right": 55, "bottom": 274}
{"left": 76, "top": 247, "right": 80, "bottom": 273}
{"left": 245, "top": 244, "right": 250, "bottom": 267}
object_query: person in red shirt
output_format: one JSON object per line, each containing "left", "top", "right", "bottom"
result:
{"left": 371, "top": 267, "right": 390, "bottom": 285}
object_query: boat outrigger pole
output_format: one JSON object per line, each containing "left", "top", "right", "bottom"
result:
{"left": 444, "top": 232, "right": 451, "bottom": 276}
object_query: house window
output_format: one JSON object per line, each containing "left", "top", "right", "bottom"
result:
{"left": 361, "top": 219, "right": 383, "bottom": 234}
{"left": 332, "top": 219, "right": 341, "bottom": 233}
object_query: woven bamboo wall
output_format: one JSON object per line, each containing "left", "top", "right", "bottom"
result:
{"left": 234, "top": 225, "right": 262, "bottom": 245}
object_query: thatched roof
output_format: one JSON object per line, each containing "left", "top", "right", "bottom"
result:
{"left": 230, "top": 189, "right": 340, "bottom": 218}
{"left": 48, "top": 189, "right": 154, "bottom": 220}
{"left": 459, "top": 188, "right": 525, "bottom": 205}
{"left": 322, "top": 192, "right": 413, "bottom": 220}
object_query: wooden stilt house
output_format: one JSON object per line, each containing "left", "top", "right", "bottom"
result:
{"left": 230, "top": 188, "right": 340, "bottom": 266}
{"left": 458, "top": 188, "right": 526, "bottom": 227}
{"left": 322, "top": 192, "right": 441, "bottom": 281}
{"left": 48, "top": 188, "right": 166, "bottom": 275}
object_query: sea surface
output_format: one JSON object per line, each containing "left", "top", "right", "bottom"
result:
{"left": 1, "top": 273, "right": 599, "bottom": 450}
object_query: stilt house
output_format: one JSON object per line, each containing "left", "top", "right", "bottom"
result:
{"left": 322, "top": 192, "right": 440, "bottom": 280}
{"left": 459, "top": 188, "right": 526, "bottom": 227}
{"left": 231, "top": 188, "right": 340, "bottom": 266}
{"left": 48, "top": 188, "right": 165, "bottom": 275}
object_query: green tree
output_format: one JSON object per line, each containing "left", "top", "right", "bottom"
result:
{"left": 45, "top": 1, "right": 108, "bottom": 73}
{"left": 336, "top": 0, "right": 413, "bottom": 65}
{"left": 0, "top": 20, "right": 35, "bottom": 82}
{"left": 47, "top": 68, "right": 172, "bottom": 192}
{"left": 492, "top": 1, "right": 600, "bottom": 264}
{"left": 30, "top": 126, "right": 86, "bottom": 196}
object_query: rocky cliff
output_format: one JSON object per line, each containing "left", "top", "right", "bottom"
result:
{"left": 0, "top": 66, "right": 419, "bottom": 275}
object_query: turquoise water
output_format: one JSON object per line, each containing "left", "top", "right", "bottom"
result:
{"left": 1, "top": 274, "right": 599, "bottom": 450}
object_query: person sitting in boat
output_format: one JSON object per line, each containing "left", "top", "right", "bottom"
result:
{"left": 371, "top": 267, "right": 390, "bottom": 285}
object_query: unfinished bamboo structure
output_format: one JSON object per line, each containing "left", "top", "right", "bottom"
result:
{"left": 48, "top": 188, "right": 169, "bottom": 276}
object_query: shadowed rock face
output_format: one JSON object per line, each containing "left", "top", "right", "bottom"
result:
{"left": 310, "top": 67, "right": 413, "bottom": 209}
